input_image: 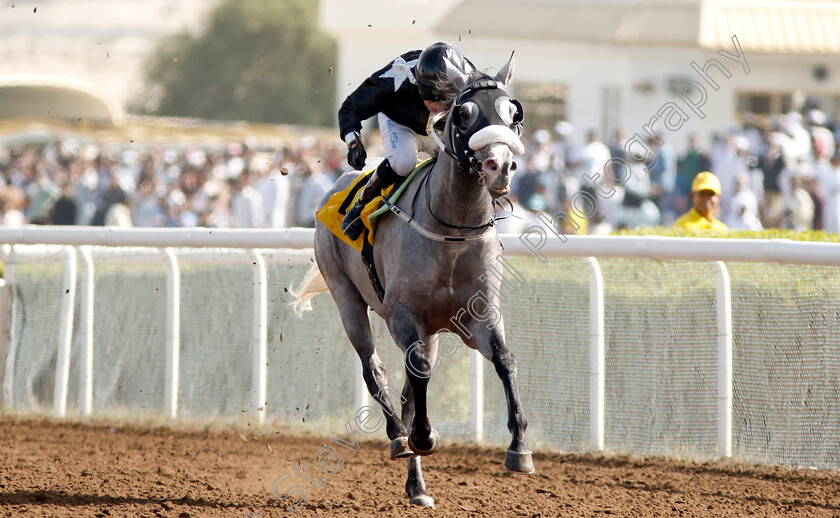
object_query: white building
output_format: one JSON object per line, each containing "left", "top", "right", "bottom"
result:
{"left": 320, "top": 0, "right": 840, "bottom": 150}
{"left": 0, "top": 0, "right": 222, "bottom": 122}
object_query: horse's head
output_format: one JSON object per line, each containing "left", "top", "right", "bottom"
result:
{"left": 442, "top": 53, "right": 525, "bottom": 199}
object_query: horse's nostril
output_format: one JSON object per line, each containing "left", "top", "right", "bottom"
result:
{"left": 483, "top": 158, "right": 499, "bottom": 172}
{"left": 510, "top": 161, "right": 517, "bottom": 172}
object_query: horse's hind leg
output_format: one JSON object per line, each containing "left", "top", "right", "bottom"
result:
{"left": 323, "top": 272, "right": 410, "bottom": 456}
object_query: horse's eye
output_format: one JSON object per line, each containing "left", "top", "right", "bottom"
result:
{"left": 458, "top": 101, "right": 479, "bottom": 128}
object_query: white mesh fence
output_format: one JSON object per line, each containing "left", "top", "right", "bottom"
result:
{"left": 4, "top": 244, "right": 840, "bottom": 469}
{"left": 483, "top": 257, "right": 590, "bottom": 451}
{"left": 599, "top": 259, "right": 718, "bottom": 458}
{"left": 728, "top": 262, "right": 840, "bottom": 468}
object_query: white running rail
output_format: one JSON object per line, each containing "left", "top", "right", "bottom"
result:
{"left": 1, "top": 226, "right": 839, "bottom": 462}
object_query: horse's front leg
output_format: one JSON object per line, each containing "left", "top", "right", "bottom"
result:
{"left": 388, "top": 304, "right": 440, "bottom": 456}
{"left": 466, "top": 320, "right": 535, "bottom": 473}
{"left": 400, "top": 380, "right": 435, "bottom": 508}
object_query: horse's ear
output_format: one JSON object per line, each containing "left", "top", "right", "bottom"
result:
{"left": 495, "top": 51, "right": 515, "bottom": 86}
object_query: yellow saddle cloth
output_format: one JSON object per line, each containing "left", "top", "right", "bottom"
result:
{"left": 316, "top": 158, "right": 433, "bottom": 252}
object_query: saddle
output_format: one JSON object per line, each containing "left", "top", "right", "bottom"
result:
{"left": 315, "top": 158, "right": 434, "bottom": 252}
{"left": 316, "top": 158, "right": 434, "bottom": 302}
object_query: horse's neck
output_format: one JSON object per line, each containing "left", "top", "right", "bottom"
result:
{"left": 426, "top": 153, "right": 493, "bottom": 230}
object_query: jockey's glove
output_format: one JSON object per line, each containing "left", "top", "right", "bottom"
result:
{"left": 345, "top": 131, "right": 367, "bottom": 170}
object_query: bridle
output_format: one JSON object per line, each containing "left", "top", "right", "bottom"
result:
{"left": 430, "top": 77, "right": 524, "bottom": 176}
{"left": 412, "top": 77, "right": 524, "bottom": 233}
{"left": 380, "top": 75, "right": 525, "bottom": 241}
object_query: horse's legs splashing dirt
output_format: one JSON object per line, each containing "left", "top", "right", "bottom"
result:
{"left": 314, "top": 260, "right": 410, "bottom": 447}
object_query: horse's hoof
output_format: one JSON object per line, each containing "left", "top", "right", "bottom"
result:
{"left": 389, "top": 436, "right": 413, "bottom": 459}
{"left": 409, "top": 494, "right": 435, "bottom": 508}
{"left": 408, "top": 428, "right": 440, "bottom": 456}
{"left": 504, "top": 449, "right": 535, "bottom": 474}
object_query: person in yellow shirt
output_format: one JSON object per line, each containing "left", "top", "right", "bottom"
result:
{"left": 673, "top": 171, "right": 728, "bottom": 230}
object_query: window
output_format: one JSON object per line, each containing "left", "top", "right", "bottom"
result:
{"left": 513, "top": 82, "right": 568, "bottom": 137}
{"left": 736, "top": 91, "right": 793, "bottom": 121}
{"left": 736, "top": 91, "right": 840, "bottom": 124}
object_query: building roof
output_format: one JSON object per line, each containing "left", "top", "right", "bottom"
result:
{"left": 700, "top": 0, "right": 840, "bottom": 54}
{"left": 433, "top": 0, "right": 840, "bottom": 54}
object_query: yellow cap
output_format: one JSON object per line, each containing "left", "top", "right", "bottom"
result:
{"left": 691, "top": 171, "right": 721, "bottom": 194}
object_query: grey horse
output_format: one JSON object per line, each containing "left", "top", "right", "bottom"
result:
{"left": 293, "top": 54, "right": 534, "bottom": 508}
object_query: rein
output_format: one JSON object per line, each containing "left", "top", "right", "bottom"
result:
{"left": 424, "top": 168, "right": 497, "bottom": 230}
{"left": 381, "top": 165, "right": 496, "bottom": 243}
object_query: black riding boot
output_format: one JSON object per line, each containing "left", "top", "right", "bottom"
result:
{"left": 341, "top": 160, "right": 400, "bottom": 240}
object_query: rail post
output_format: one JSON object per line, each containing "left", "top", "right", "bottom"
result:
{"left": 162, "top": 248, "right": 180, "bottom": 419}
{"left": 54, "top": 246, "right": 77, "bottom": 418}
{"left": 251, "top": 250, "right": 268, "bottom": 425}
{"left": 711, "top": 261, "right": 732, "bottom": 459}
{"left": 584, "top": 257, "right": 605, "bottom": 452}
{"left": 77, "top": 246, "right": 94, "bottom": 416}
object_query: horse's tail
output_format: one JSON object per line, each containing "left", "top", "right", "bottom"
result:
{"left": 290, "top": 262, "right": 330, "bottom": 316}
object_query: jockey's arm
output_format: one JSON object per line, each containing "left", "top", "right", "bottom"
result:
{"left": 338, "top": 76, "right": 392, "bottom": 142}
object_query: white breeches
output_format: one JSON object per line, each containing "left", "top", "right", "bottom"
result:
{"left": 378, "top": 113, "right": 437, "bottom": 176}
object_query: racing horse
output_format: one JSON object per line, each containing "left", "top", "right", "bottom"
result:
{"left": 293, "top": 53, "right": 534, "bottom": 507}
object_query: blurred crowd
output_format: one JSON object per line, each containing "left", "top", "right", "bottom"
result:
{"left": 502, "top": 109, "right": 840, "bottom": 235}
{"left": 0, "top": 107, "right": 839, "bottom": 234}
{"left": 0, "top": 136, "right": 343, "bottom": 229}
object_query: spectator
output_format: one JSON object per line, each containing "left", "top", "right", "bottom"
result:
{"left": 50, "top": 181, "right": 78, "bottom": 225}
{"left": 229, "top": 169, "right": 263, "bottom": 228}
{"left": 607, "top": 129, "right": 626, "bottom": 164}
{"left": 201, "top": 188, "right": 232, "bottom": 228}
{"left": 91, "top": 174, "right": 127, "bottom": 226}
{"left": 104, "top": 190, "right": 133, "bottom": 228}
{"left": 296, "top": 160, "right": 334, "bottom": 227}
{"left": 256, "top": 154, "right": 291, "bottom": 228}
{"left": 583, "top": 129, "right": 611, "bottom": 181}
{"left": 759, "top": 131, "right": 787, "bottom": 228}
{"left": 523, "top": 174, "right": 550, "bottom": 214}
{"left": 811, "top": 137, "right": 836, "bottom": 233}
{"left": 816, "top": 150, "right": 840, "bottom": 234}
{"left": 676, "top": 133, "right": 709, "bottom": 214}
{"left": 0, "top": 186, "right": 25, "bottom": 227}
{"left": 133, "top": 178, "right": 166, "bottom": 227}
{"left": 516, "top": 153, "right": 552, "bottom": 213}
{"left": 26, "top": 162, "right": 60, "bottom": 224}
{"left": 804, "top": 176, "right": 825, "bottom": 231}
{"left": 615, "top": 150, "right": 660, "bottom": 229}
{"left": 726, "top": 172, "right": 762, "bottom": 231}
{"left": 782, "top": 174, "right": 814, "bottom": 231}
{"left": 163, "top": 188, "right": 198, "bottom": 228}
{"left": 647, "top": 136, "right": 678, "bottom": 224}
{"left": 673, "top": 171, "right": 727, "bottom": 230}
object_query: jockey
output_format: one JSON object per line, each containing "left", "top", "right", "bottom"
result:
{"left": 338, "top": 42, "right": 474, "bottom": 239}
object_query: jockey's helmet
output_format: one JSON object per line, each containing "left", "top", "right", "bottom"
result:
{"left": 414, "top": 42, "right": 468, "bottom": 103}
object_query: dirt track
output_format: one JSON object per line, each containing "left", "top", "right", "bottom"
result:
{"left": 1, "top": 417, "right": 840, "bottom": 517}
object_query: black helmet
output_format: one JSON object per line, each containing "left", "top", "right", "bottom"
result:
{"left": 414, "top": 42, "right": 468, "bottom": 102}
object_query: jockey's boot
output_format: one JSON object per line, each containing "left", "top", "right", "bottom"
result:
{"left": 341, "top": 159, "right": 400, "bottom": 240}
